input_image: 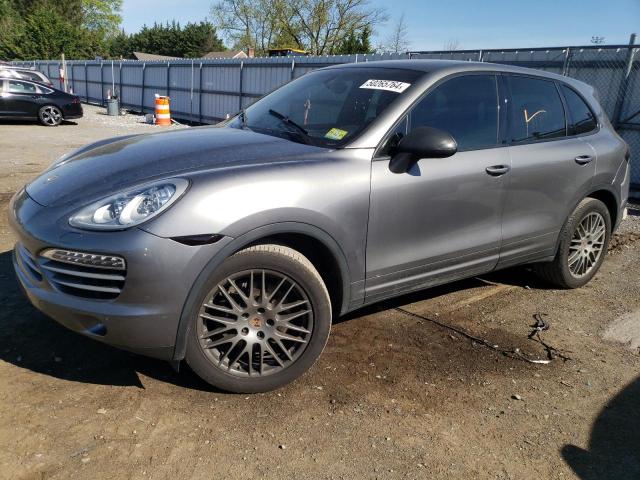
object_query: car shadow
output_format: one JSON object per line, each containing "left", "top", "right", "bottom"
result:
{"left": 338, "top": 265, "right": 551, "bottom": 324}
{"left": 0, "top": 250, "right": 217, "bottom": 392}
{"left": 562, "top": 377, "right": 640, "bottom": 479}
{"left": 0, "top": 119, "right": 78, "bottom": 126}
{"left": 0, "top": 246, "right": 548, "bottom": 391}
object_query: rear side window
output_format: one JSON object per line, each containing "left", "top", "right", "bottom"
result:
{"left": 0, "top": 68, "right": 19, "bottom": 79}
{"left": 21, "top": 71, "right": 43, "bottom": 82}
{"left": 8, "top": 80, "right": 38, "bottom": 93}
{"left": 561, "top": 85, "right": 597, "bottom": 135}
{"left": 507, "top": 76, "right": 566, "bottom": 143}
{"left": 409, "top": 74, "right": 499, "bottom": 151}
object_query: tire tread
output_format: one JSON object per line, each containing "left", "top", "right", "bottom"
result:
{"left": 534, "top": 198, "right": 610, "bottom": 289}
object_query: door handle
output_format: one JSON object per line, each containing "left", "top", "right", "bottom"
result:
{"left": 575, "top": 155, "right": 593, "bottom": 165}
{"left": 485, "top": 165, "right": 511, "bottom": 176}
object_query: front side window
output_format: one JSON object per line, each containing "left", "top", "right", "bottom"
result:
{"left": 8, "top": 80, "right": 37, "bottom": 94}
{"left": 227, "top": 67, "right": 424, "bottom": 147}
{"left": 408, "top": 74, "right": 499, "bottom": 151}
{"left": 561, "top": 85, "right": 597, "bottom": 135}
{"left": 508, "top": 76, "right": 566, "bottom": 143}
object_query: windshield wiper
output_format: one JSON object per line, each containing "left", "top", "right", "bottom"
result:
{"left": 238, "top": 109, "right": 248, "bottom": 129}
{"left": 267, "top": 109, "right": 310, "bottom": 138}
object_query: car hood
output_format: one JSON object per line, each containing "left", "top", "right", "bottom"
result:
{"left": 26, "top": 126, "right": 329, "bottom": 207}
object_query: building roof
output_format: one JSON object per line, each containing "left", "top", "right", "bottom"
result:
{"left": 133, "top": 52, "right": 180, "bottom": 61}
{"left": 202, "top": 50, "right": 248, "bottom": 59}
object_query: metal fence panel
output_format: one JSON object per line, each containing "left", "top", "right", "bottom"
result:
{"left": 11, "top": 45, "right": 640, "bottom": 188}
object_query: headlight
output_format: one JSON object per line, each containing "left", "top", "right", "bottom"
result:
{"left": 69, "top": 179, "right": 189, "bottom": 230}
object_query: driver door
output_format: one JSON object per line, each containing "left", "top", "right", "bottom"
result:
{"left": 365, "top": 74, "right": 509, "bottom": 303}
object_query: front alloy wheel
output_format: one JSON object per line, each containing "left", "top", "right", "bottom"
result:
{"left": 186, "top": 244, "right": 331, "bottom": 393}
{"left": 197, "top": 269, "right": 314, "bottom": 377}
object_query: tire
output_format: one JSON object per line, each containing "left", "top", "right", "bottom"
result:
{"left": 38, "top": 105, "right": 63, "bottom": 126}
{"left": 185, "top": 244, "right": 332, "bottom": 393}
{"left": 534, "top": 198, "right": 611, "bottom": 288}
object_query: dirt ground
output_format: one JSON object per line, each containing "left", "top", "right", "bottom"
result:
{"left": 1, "top": 107, "right": 639, "bottom": 480}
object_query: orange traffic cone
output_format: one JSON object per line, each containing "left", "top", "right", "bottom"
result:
{"left": 154, "top": 95, "right": 171, "bottom": 126}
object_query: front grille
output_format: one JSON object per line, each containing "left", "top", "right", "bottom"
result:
{"left": 39, "top": 249, "right": 127, "bottom": 300}
{"left": 16, "top": 243, "right": 43, "bottom": 282}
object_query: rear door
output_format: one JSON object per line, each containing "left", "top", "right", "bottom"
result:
{"left": 498, "top": 74, "right": 596, "bottom": 267}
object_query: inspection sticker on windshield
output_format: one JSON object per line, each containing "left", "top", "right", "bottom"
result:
{"left": 359, "top": 79, "right": 411, "bottom": 93}
{"left": 325, "top": 128, "right": 348, "bottom": 140}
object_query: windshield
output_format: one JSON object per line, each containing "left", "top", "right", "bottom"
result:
{"left": 227, "top": 67, "right": 423, "bottom": 147}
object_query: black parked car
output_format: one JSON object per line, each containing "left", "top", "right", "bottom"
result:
{"left": 0, "top": 78, "right": 82, "bottom": 126}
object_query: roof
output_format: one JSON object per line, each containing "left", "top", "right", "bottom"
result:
{"left": 133, "top": 52, "right": 180, "bottom": 61}
{"left": 0, "top": 66, "right": 37, "bottom": 71}
{"left": 202, "top": 50, "right": 247, "bottom": 59}
{"left": 326, "top": 59, "right": 581, "bottom": 84}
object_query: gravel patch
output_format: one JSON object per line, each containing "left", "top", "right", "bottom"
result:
{"left": 80, "top": 103, "right": 187, "bottom": 131}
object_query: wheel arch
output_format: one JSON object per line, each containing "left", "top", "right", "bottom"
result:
{"left": 172, "top": 222, "right": 351, "bottom": 362}
{"left": 586, "top": 188, "right": 619, "bottom": 230}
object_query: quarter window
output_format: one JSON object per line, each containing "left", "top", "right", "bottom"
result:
{"left": 507, "top": 76, "right": 566, "bottom": 142}
{"left": 409, "top": 75, "right": 499, "bottom": 151}
{"left": 561, "top": 85, "right": 597, "bottom": 135}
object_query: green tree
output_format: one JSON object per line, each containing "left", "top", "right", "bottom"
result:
{"left": 112, "top": 21, "right": 226, "bottom": 59}
{"left": 14, "top": 4, "right": 108, "bottom": 59}
{"left": 0, "top": 0, "right": 121, "bottom": 60}
{"left": 334, "top": 25, "right": 373, "bottom": 54}
{"left": 82, "top": 0, "right": 123, "bottom": 35}
{"left": 107, "top": 29, "right": 131, "bottom": 58}
{"left": 0, "top": 0, "right": 23, "bottom": 59}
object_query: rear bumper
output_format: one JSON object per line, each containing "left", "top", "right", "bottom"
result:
{"left": 62, "top": 103, "right": 83, "bottom": 119}
{"left": 8, "top": 189, "right": 231, "bottom": 360}
{"left": 615, "top": 161, "right": 631, "bottom": 232}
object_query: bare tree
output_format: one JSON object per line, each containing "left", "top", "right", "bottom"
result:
{"left": 590, "top": 35, "right": 606, "bottom": 44}
{"left": 213, "top": 0, "right": 387, "bottom": 55}
{"left": 443, "top": 38, "right": 461, "bottom": 51}
{"left": 383, "top": 13, "right": 410, "bottom": 54}
{"left": 210, "top": 0, "right": 280, "bottom": 52}
{"left": 277, "top": 0, "right": 387, "bottom": 55}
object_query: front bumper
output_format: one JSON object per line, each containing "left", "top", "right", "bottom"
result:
{"left": 9, "top": 189, "right": 230, "bottom": 360}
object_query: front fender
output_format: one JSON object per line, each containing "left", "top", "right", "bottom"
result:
{"left": 171, "top": 222, "right": 352, "bottom": 362}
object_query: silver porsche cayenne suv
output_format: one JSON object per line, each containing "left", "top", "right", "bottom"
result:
{"left": 9, "top": 60, "right": 630, "bottom": 392}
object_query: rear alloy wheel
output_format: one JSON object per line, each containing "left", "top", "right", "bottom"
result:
{"left": 38, "top": 105, "right": 63, "bottom": 126}
{"left": 185, "top": 244, "right": 331, "bottom": 393}
{"left": 534, "top": 198, "right": 611, "bottom": 288}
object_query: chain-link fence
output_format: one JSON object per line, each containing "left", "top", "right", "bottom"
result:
{"left": 12, "top": 40, "right": 640, "bottom": 189}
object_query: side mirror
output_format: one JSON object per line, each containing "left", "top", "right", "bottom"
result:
{"left": 389, "top": 127, "right": 457, "bottom": 174}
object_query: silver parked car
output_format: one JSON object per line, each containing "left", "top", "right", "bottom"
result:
{"left": 9, "top": 60, "right": 630, "bottom": 392}
{"left": 0, "top": 66, "right": 53, "bottom": 87}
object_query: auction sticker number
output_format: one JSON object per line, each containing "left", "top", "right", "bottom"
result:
{"left": 359, "top": 79, "right": 411, "bottom": 93}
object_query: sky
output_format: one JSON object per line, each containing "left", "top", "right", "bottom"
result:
{"left": 121, "top": 0, "right": 640, "bottom": 51}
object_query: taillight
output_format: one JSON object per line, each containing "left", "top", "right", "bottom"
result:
{"left": 72, "top": 97, "right": 80, "bottom": 104}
